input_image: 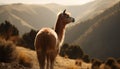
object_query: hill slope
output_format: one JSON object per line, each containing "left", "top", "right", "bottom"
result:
{"left": 73, "top": 2, "right": 120, "bottom": 60}
{"left": 0, "top": 0, "right": 119, "bottom": 35}
{"left": 0, "top": 39, "right": 91, "bottom": 69}
{"left": 64, "top": 0, "right": 120, "bottom": 43}
{"left": 0, "top": 4, "right": 56, "bottom": 35}
{"left": 45, "top": 0, "right": 119, "bottom": 22}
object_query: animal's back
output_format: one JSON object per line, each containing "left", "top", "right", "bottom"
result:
{"left": 34, "top": 28, "right": 58, "bottom": 53}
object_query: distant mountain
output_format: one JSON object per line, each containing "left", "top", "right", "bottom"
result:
{"left": 64, "top": 0, "right": 120, "bottom": 43}
{"left": 76, "top": 0, "right": 120, "bottom": 21}
{"left": 0, "top": 0, "right": 119, "bottom": 36}
{"left": 0, "top": 4, "right": 56, "bottom": 35}
{"left": 45, "top": 0, "right": 120, "bottom": 22}
{"left": 71, "top": 2, "right": 120, "bottom": 60}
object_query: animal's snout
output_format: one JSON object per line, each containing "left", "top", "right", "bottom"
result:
{"left": 72, "top": 18, "right": 75, "bottom": 22}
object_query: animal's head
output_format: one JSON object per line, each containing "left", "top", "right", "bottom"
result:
{"left": 58, "top": 9, "right": 75, "bottom": 24}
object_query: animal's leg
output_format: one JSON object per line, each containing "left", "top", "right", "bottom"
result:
{"left": 37, "top": 52, "right": 45, "bottom": 69}
{"left": 46, "top": 54, "right": 50, "bottom": 69}
{"left": 50, "top": 55, "right": 56, "bottom": 69}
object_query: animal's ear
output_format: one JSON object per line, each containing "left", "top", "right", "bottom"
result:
{"left": 63, "top": 9, "right": 66, "bottom": 14}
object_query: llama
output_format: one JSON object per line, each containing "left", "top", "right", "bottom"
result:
{"left": 34, "top": 9, "right": 75, "bottom": 69}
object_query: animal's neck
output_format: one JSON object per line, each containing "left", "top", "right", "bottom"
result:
{"left": 55, "top": 18, "right": 66, "bottom": 43}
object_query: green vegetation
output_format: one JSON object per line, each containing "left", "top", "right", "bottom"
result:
{"left": 60, "top": 43, "right": 84, "bottom": 59}
{"left": 18, "top": 29, "right": 37, "bottom": 50}
{"left": 0, "top": 21, "right": 19, "bottom": 40}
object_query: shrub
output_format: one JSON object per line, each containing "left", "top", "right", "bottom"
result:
{"left": 60, "top": 44, "right": 84, "bottom": 59}
{"left": 18, "top": 29, "right": 37, "bottom": 50}
{"left": 0, "top": 39, "right": 17, "bottom": 62}
{"left": 0, "top": 39, "right": 33, "bottom": 68}
{"left": 105, "top": 57, "right": 116, "bottom": 66}
{"left": 105, "top": 57, "right": 120, "bottom": 69}
{"left": 59, "top": 43, "right": 69, "bottom": 56}
{"left": 82, "top": 54, "right": 90, "bottom": 63}
{"left": 91, "top": 58, "right": 102, "bottom": 69}
{"left": 0, "top": 20, "right": 19, "bottom": 40}
{"left": 117, "top": 58, "right": 120, "bottom": 64}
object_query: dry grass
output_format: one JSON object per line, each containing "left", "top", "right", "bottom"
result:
{"left": 16, "top": 47, "right": 92, "bottom": 69}
{"left": 16, "top": 46, "right": 80, "bottom": 69}
{"left": 16, "top": 46, "right": 39, "bottom": 69}
{"left": 0, "top": 38, "right": 92, "bottom": 69}
{"left": 55, "top": 56, "right": 92, "bottom": 69}
{"left": 0, "top": 38, "right": 38, "bottom": 68}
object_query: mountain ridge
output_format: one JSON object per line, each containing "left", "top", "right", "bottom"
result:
{"left": 0, "top": 4, "right": 56, "bottom": 35}
{"left": 72, "top": 2, "right": 120, "bottom": 60}
{"left": 64, "top": 0, "right": 120, "bottom": 43}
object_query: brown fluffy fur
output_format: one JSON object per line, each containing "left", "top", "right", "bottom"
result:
{"left": 34, "top": 10, "right": 75, "bottom": 69}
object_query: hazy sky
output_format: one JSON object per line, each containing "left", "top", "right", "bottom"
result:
{"left": 0, "top": 0, "right": 94, "bottom": 5}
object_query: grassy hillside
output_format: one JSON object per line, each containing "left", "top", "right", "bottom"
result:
{"left": 0, "top": 38, "right": 92, "bottom": 69}
{"left": 0, "top": 4, "right": 56, "bottom": 35}
{"left": 0, "top": 0, "right": 119, "bottom": 35}
{"left": 64, "top": 0, "right": 120, "bottom": 43}
{"left": 0, "top": 38, "right": 120, "bottom": 69}
{"left": 45, "top": 0, "right": 119, "bottom": 22}
{"left": 73, "top": 2, "right": 120, "bottom": 60}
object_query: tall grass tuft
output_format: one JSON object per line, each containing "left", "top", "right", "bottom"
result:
{"left": 0, "top": 39, "right": 17, "bottom": 62}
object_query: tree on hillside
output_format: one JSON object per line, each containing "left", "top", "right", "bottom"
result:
{"left": 59, "top": 43, "right": 69, "bottom": 57}
{"left": 18, "top": 29, "right": 37, "bottom": 50}
{"left": 60, "top": 43, "right": 84, "bottom": 59}
{"left": 0, "top": 20, "right": 19, "bottom": 41}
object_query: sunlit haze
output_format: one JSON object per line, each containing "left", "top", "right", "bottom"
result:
{"left": 0, "top": 0, "right": 94, "bottom": 5}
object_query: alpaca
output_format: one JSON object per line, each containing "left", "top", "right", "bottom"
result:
{"left": 34, "top": 9, "right": 75, "bottom": 69}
